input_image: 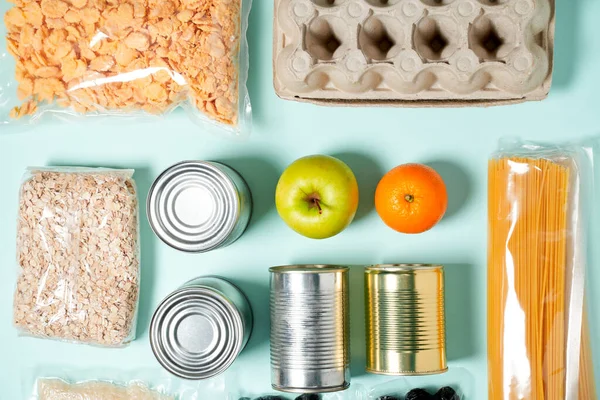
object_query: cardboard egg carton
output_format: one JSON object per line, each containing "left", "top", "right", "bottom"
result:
{"left": 273, "top": 0, "right": 554, "bottom": 106}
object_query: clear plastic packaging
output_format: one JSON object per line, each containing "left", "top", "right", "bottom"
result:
{"left": 365, "top": 367, "right": 472, "bottom": 400}
{"left": 234, "top": 368, "right": 471, "bottom": 400}
{"left": 36, "top": 379, "right": 175, "bottom": 400}
{"left": 25, "top": 367, "right": 244, "bottom": 399}
{"left": 232, "top": 392, "right": 353, "bottom": 400}
{"left": 25, "top": 368, "right": 473, "bottom": 399}
{"left": 0, "top": 0, "right": 252, "bottom": 137}
{"left": 13, "top": 167, "right": 140, "bottom": 347}
{"left": 487, "top": 140, "right": 594, "bottom": 400}
{"left": 234, "top": 394, "right": 333, "bottom": 400}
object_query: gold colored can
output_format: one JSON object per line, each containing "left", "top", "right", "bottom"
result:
{"left": 365, "top": 264, "right": 447, "bottom": 375}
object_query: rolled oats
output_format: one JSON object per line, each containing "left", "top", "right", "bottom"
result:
{"left": 3, "top": 0, "right": 246, "bottom": 127}
{"left": 14, "top": 168, "right": 140, "bottom": 347}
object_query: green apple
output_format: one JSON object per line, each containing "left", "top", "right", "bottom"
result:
{"left": 275, "top": 155, "right": 359, "bottom": 239}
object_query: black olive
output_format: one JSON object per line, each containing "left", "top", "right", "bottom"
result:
{"left": 295, "top": 395, "right": 321, "bottom": 400}
{"left": 406, "top": 388, "right": 434, "bottom": 400}
{"left": 376, "top": 396, "right": 401, "bottom": 400}
{"left": 434, "top": 386, "right": 459, "bottom": 400}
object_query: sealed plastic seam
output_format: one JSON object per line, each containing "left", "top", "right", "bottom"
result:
{"left": 1, "top": 0, "right": 252, "bottom": 136}
{"left": 35, "top": 379, "right": 175, "bottom": 400}
{"left": 25, "top": 367, "right": 246, "bottom": 400}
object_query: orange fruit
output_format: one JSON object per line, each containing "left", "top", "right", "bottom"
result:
{"left": 375, "top": 163, "right": 447, "bottom": 234}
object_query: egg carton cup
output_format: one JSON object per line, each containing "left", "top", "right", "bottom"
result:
{"left": 273, "top": 0, "right": 554, "bottom": 106}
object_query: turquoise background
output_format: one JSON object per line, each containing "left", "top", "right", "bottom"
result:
{"left": 1, "top": 0, "right": 599, "bottom": 398}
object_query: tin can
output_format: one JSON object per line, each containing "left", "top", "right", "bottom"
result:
{"left": 269, "top": 265, "right": 350, "bottom": 393}
{"left": 150, "top": 276, "right": 253, "bottom": 380}
{"left": 147, "top": 161, "right": 252, "bottom": 252}
{"left": 365, "top": 264, "right": 447, "bottom": 375}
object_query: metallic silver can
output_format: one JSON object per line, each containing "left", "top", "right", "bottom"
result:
{"left": 269, "top": 265, "right": 350, "bottom": 393}
{"left": 150, "top": 276, "right": 253, "bottom": 380}
{"left": 147, "top": 161, "right": 252, "bottom": 252}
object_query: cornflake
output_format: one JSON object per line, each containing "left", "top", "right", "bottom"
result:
{"left": 4, "top": 0, "right": 242, "bottom": 125}
{"left": 14, "top": 169, "right": 140, "bottom": 347}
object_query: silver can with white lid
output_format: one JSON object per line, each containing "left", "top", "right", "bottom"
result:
{"left": 150, "top": 276, "right": 253, "bottom": 380}
{"left": 147, "top": 161, "right": 252, "bottom": 252}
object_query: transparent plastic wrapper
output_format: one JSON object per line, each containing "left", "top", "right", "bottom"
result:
{"left": 13, "top": 167, "right": 140, "bottom": 347}
{"left": 25, "top": 367, "right": 245, "bottom": 399}
{"left": 487, "top": 140, "right": 595, "bottom": 400}
{"left": 1, "top": 0, "right": 252, "bottom": 137}
{"left": 233, "top": 392, "right": 354, "bottom": 400}
{"left": 365, "top": 368, "right": 472, "bottom": 399}
{"left": 35, "top": 380, "right": 175, "bottom": 400}
{"left": 235, "top": 394, "right": 327, "bottom": 400}
{"left": 234, "top": 369, "right": 471, "bottom": 399}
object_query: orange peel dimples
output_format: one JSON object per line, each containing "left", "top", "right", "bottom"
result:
{"left": 375, "top": 163, "right": 448, "bottom": 234}
{"left": 4, "top": 0, "right": 242, "bottom": 124}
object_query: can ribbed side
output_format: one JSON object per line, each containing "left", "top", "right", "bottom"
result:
{"left": 271, "top": 292, "right": 348, "bottom": 368}
{"left": 365, "top": 265, "right": 447, "bottom": 375}
{"left": 269, "top": 266, "right": 350, "bottom": 393}
{"left": 368, "top": 291, "right": 445, "bottom": 351}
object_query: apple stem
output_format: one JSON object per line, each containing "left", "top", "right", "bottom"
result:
{"left": 313, "top": 198, "right": 323, "bottom": 214}
{"left": 405, "top": 194, "right": 414, "bottom": 203}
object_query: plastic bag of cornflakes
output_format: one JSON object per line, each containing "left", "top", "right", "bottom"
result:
{"left": 1, "top": 0, "right": 252, "bottom": 136}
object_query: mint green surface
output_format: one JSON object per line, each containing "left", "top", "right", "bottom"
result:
{"left": 1, "top": 0, "right": 600, "bottom": 398}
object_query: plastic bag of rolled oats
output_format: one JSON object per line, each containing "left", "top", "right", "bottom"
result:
{"left": 13, "top": 167, "right": 140, "bottom": 347}
{"left": 0, "top": 0, "right": 252, "bottom": 137}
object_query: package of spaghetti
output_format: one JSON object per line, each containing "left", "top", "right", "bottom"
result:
{"left": 487, "top": 140, "right": 597, "bottom": 400}
{"left": 0, "top": 0, "right": 252, "bottom": 137}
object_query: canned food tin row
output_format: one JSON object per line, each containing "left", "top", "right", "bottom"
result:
{"left": 149, "top": 264, "right": 446, "bottom": 395}
{"left": 270, "top": 264, "right": 447, "bottom": 393}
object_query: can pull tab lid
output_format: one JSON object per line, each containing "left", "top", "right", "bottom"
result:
{"left": 176, "top": 313, "right": 217, "bottom": 354}
{"left": 174, "top": 186, "right": 216, "bottom": 226}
